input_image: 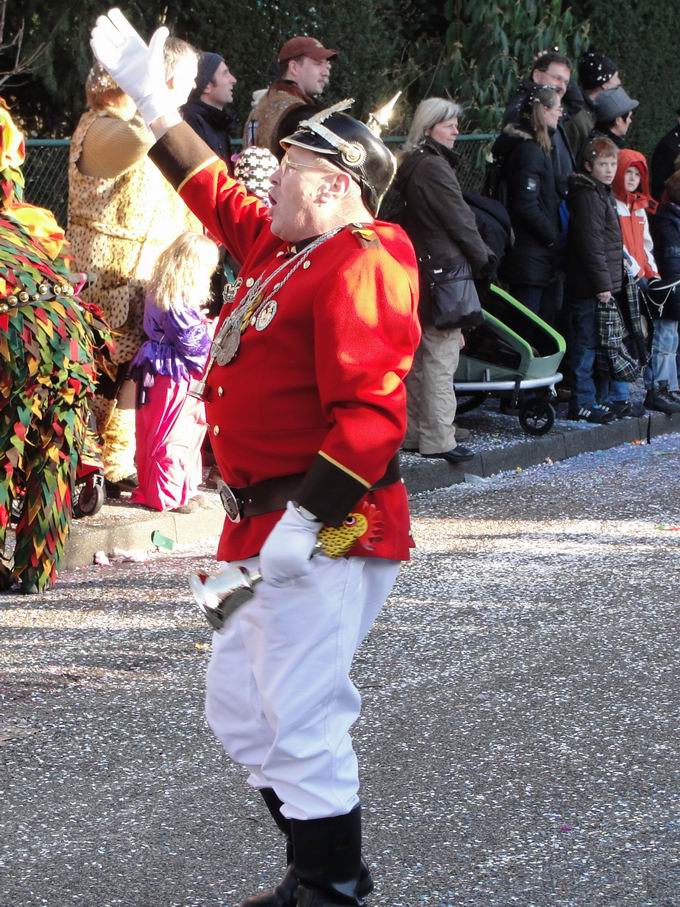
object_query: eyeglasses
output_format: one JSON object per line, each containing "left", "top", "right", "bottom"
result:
{"left": 279, "top": 153, "right": 336, "bottom": 177}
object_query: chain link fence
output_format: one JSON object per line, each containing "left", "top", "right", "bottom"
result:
{"left": 22, "top": 135, "right": 494, "bottom": 229}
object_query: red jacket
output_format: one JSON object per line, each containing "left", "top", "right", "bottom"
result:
{"left": 150, "top": 123, "right": 420, "bottom": 562}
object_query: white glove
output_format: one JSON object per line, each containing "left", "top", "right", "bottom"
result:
{"left": 90, "top": 8, "right": 174, "bottom": 125}
{"left": 259, "top": 501, "right": 322, "bottom": 588}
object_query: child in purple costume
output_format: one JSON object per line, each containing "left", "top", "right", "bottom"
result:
{"left": 131, "top": 232, "right": 218, "bottom": 511}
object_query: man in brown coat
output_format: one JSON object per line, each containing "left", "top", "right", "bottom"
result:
{"left": 242, "top": 36, "right": 337, "bottom": 156}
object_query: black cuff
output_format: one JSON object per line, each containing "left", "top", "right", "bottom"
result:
{"left": 296, "top": 455, "right": 369, "bottom": 527}
{"left": 148, "top": 122, "right": 216, "bottom": 191}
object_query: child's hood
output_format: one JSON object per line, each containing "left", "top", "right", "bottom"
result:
{"left": 612, "top": 148, "right": 655, "bottom": 211}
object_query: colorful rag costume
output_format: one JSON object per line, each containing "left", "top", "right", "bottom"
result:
{"left": 130, "top": 298, "right": 210, "bottom": 510}
{"left": 0, "top": 100, "right": 112, "bottom": 592}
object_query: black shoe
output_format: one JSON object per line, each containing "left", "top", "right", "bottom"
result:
{"left": 420, "top": 446, "right": 474, "bottom": 464}
{"left": 240, "top": 865, "right": 298, "bottom": 907}
{"left": 567, "top": 405, "right": 615, "bottom": 424}
{"left": 644, "top": 387, "right": 680, "bottom": 415}
{"left": 609, "top": 400, "right": 647, "bottom": 419}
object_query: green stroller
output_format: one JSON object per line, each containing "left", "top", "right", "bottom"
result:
{"left": 454, "top": 284, "right": 566, "bottom": 435}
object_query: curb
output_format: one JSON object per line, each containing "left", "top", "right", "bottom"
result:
{"left": 403, "top": 411, "right": 680, "bottom": 494}
{"left": 64, "top": 411, "right": 680, "bottom": 569}
{"left": 64, "top": 501, "right": 225, "bottom": 570}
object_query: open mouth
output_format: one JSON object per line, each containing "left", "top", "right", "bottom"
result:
{"left": 268, "top": 193, "right": 278, "bottom": 206}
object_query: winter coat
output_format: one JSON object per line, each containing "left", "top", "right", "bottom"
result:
{"left": 501, "top": 79, "right": 576, "bottom": 197}
{"left": 491, "top": 125, "right": 561, "bottom": 287}
{"left": 649, "top": 201, "right": 680, "bottom": 320}
{"left": 182, "top": 99, "right": 234, "bottom": 167}
{"left": 612, "top": 149, "right": 659, "bottom": 280}
{"left": 395, "top": 138, "right": 492, "bottom": 324}
{"left": 650, "top": 123, "right": 680, "bottom": 201}
{"left": 563, "top": 101, "right": 596, "bottom": 165}
{"left": 566, "top": 172, "right": 623, "bottom": 298}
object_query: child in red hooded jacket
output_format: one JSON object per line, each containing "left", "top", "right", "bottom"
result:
{"left": 612, "top": 149, "right": 659, "bottom": 282}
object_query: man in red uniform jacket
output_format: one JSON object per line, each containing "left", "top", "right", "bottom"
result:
{"left": 92, "top": 11, "right": 420, "bottom": 907}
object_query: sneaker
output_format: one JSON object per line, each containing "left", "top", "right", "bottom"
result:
{"left": 608, "top": 400, "right": 647, "bottom": 419}
{"left": 567, "top": 404, "right": 615, "bottom": 424}
{"left": 644, "top": 387, "right": 680, "bottom": 415}
{"left": 421, "top": 446, "right": 475, "bottom": 464}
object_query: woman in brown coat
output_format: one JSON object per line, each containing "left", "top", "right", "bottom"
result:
{"left": 395, "top": 97, "right": 493, "bottom": 462}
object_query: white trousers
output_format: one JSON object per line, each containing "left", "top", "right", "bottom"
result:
{"left": 205, "top": 555, "right": 400, "bottom": 821}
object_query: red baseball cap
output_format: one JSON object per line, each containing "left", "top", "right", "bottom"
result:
{"left": 278, "top": 36, "right": 338, "bottom": 63}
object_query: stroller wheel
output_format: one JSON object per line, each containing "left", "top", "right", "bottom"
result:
{"left": 73, "top": 476, "right": 106, "bottom": 518}
{"left": 519, "top": 400, "right": 555, "bottom": 436}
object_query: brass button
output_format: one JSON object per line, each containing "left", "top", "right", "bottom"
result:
{"left": 0, "top": 304, "right": 7, "bottom": 313}
{"left": 217, "top": 386, "right": 224, "bottom": 397}
{"left": 7, "top": 295, "right": 18, "bottom": 306}
{"left": 213, "top": 425, "right": 220, "bottom": 436}
{"left": 303, "top": 260, "right": 311, "bottom": 269}
{"left": 246, "top": 277, "right": 254, "bottom": 287}
{"left": 18, "top": 291, "right": 29, "bottom": 303}
{"left": 38, "top": 283, "right": 48, "bottom": 294}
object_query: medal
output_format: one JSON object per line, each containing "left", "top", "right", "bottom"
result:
{"left": 214, "top": 322, "right": 242, "bottom": 365}
{"left": 255, "top": 299, "right": 277, "bottom": 332}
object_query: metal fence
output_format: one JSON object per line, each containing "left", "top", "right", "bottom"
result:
{"left": 23, "top": 134, "right": 494, "bottom": 229}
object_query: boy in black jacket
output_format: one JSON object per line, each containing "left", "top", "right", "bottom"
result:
{"left": 566, "top": 136, "right": 628, "bottom": 423}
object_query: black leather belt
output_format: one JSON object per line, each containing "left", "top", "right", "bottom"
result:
{"left": 220, "top": 455, "right": 401, "bottom": 522}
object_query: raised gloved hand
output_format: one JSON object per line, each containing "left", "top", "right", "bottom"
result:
{"left": 259, "top": 501, "right": 322, "bottom": 588}
{"left": 90, "top": 8, "right": 173, "bottom": 125}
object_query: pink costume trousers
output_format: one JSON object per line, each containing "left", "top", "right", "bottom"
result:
{"left": 132, "top": 374, "right": 207, "bottom": 511}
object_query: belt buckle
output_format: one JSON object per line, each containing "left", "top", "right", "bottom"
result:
{"left": 217, "top": 479, "right": 242, "bottom": 523}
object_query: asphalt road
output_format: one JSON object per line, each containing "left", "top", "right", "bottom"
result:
{"left": 2, "top": 435, "right": 679, "bottom": 907}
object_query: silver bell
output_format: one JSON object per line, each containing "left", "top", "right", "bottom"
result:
{"left": 189, "top": 564, "right": 262, "bottom": 632}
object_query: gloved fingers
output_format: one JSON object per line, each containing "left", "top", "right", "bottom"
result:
{"left": 93, "top": 12, "right": 126, "bottom": 46}
{"left": 108, "top": 7, "right": 148, "bottom": 48}
{"left": 148, "top": 26, "right": 170, "bottom": 72}
{"left": 90, "top": 30, "right": 121, "bottom": 71}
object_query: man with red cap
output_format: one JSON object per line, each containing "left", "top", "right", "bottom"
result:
{"left": 243, "top": 35, "right": 337, "bottom": 156}
{"left": 92, "top": 9, "right": 419, "bottom": 907}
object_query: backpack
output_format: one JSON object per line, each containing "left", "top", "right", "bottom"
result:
{"left": 462, "top": 191, "right": 514, "bottom": 266}
{"left": 483, "top": 155, "right": 509, "bottom": 209}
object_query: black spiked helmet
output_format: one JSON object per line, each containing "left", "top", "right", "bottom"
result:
{"left": 280, "top": 100, "right": 397, "bottom": 216}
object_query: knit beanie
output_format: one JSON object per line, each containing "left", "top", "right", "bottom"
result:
{"left": 189, "top": 52, "right": 224, "bottom": 101}
{"left": 578, "top": 51, "right": 618, "bottom": 90}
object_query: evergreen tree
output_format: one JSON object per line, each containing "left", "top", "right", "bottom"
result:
{"left": 2, "top": 0, "right": 404, "bottom": 137}
{"left": 423, "top": 0, "right": 590, "bottom": 133}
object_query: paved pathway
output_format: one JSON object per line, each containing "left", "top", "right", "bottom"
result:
{"left": 2, "top": 436, "right": 679, "bottom": 906}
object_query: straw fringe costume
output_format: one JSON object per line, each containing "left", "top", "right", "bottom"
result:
{"left": 67, "top": 106, "right": 199, "bottom": 482}
{"left": 0, "top": 101, "right": 112, "bottom": 592}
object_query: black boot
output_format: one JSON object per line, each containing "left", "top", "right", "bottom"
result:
{"left": 240, "top": 793, "right": 373, "bottom": 907}
{"left": 239, "top": 789, "right": 297, "bottom": 907}
{"left": 291, "top": 805, "right": 369, "bottom": 906}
